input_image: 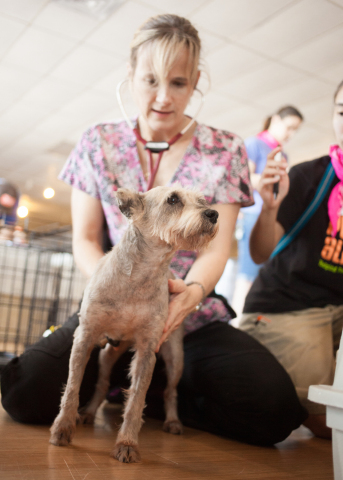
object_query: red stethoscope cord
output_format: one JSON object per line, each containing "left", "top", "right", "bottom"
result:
{"left": 133, "top": 128, "right": 183, "bottom": 190}
{"left": 116, "top": 80, "right": 204, "bottom": 190}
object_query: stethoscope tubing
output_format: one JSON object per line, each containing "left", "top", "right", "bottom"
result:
{"left": 116, "top": 79, "right": 204, "bottom": 189}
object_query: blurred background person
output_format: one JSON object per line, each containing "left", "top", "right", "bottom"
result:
{"left": 231, "top": 106, "right": 303, "bottom": 319}
{"left": 0, "top": 179, "right": 19, "bottom": 226}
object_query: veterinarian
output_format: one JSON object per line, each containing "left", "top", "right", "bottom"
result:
{"left": 1, "top": 13, "right": 307, "bottom": 446}
{"left": 232, "top": 106, "right": 303, "bottom": 318}
{"left": 240, "top": 80, "right": 343, "bottom": 440}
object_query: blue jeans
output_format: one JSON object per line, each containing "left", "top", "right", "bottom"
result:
{"left": 237, "top": 211, "right": 262, "bottom": 282}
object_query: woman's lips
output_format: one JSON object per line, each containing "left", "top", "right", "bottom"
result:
{"left": 152, "top": 109, "right": 173, "bottom": 116}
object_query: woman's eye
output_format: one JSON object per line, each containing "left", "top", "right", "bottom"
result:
{"left": 146, "top": 77, "right": 157, "bottom": 86}
{"left": 172, "top": 81, "right": 186, "bottom": 88}
{"left": 167, "top": 194, "right": 180, "bottom": 205}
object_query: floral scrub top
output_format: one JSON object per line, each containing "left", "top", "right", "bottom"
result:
{"left": 59, "top": 119, "right": 253, "bottom": 334}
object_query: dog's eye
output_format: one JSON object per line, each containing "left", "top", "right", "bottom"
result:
{"left": 167, "top": 194, "right": 180, "bottom": 205}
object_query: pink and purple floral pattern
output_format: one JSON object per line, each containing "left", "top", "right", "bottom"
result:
{"left": 59, "top": 119, "right": 253, "bottom": 334}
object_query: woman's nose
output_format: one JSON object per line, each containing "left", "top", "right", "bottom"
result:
{"left": 156, "top": 85, "right": 172, "bottom": 104}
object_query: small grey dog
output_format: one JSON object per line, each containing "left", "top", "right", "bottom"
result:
{"left": 49, "top": 185, "right": 219, "bottom": 463}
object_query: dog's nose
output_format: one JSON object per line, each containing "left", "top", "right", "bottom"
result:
{"left": 203, "top": 209, "right": 218, "bottom": 224}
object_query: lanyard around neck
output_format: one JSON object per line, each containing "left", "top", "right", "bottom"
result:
{"left": 133, "top": 128, "right": 183, "bottom": 190}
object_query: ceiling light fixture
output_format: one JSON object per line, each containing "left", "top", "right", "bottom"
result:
{"left": 17, "top": 206, "right": 29, "bottom": 219}
{"left": 52, "top": 0, "right": 127, "bottom": 19}
{"left": 44, "top": 188, "right": 55, "bottom": 199}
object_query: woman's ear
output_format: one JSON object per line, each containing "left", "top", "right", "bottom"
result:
{"left": 194, "top": 70, "right": 201, "bottom": 90}
{"left": 273, "top": 114, "right": 282, "bottom": 122}
{"left": 126, "top": 61, "right": 133, "bottom": 79}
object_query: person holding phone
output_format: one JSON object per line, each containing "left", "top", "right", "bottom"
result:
{"left": 240, "top": 80, "right": 343, "bottom": 439}
{"left": 231, "top": 106, "right": 303, "bottom": 317}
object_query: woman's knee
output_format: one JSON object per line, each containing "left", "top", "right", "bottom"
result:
{"left": 1, "top": 313, "right": 100, "bottom": 425}
{"left": 245, "top": 356, "right": 308, "bottom": 444}
{"left": 1, "top": 349, "right": 66, "bottom": 424}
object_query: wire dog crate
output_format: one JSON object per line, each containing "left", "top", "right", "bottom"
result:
{"left": 0, "top": 226, "right": 87, "bottom": 365}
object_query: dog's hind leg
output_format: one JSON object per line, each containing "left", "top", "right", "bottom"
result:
{"left": 159, "top": 325, "right": 184, "bottom": 435}
{"left": 79, "top": 341, "right": 130, "bottom": 425}
{"left": 49, "top": 326, "right": 94, "bottom": 446}
{"left": 112, "top": 344, "right": 156, "bottom": 463}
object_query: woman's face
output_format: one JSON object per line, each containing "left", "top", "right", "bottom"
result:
{"left": 333, "top": 86, "right": 343, "bottom": 150}
{"left": 269, "top": 114, "right": 302, "bottom": 144}
{"left": 130, "top": 46, "right": 198, "bottom": 138}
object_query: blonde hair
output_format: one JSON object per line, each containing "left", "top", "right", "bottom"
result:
{"left": 130, "top": 14, "right": 201, "bottom": 86}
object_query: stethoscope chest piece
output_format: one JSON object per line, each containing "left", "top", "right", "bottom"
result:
{"left": 144, "top": 141, "right": 170, "bottom": 153}
{"left": 116, "top": 79, "right": 204, "bottom": 190}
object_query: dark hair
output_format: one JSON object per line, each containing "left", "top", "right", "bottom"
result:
{"left": 263, "top": 105, "right": 304, "bottom": 131}
{"left": 0, "top": 179, "right": 19, "bottom": 214}
{"left": 334, "top": 80, "right": 343, "bottom": 102}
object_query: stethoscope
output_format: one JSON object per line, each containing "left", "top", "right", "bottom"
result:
{"left": 116, "top": 79, "right": 204, "bottom": 190}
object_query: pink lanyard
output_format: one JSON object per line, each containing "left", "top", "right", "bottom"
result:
{"left": 133, "top": 128, "right": 182, "bottom": 190}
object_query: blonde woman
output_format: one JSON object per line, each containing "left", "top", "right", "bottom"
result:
{"left": 1, "top": 14, "right": 306, "bottom": 445}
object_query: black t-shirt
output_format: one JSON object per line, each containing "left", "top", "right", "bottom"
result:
{"left": 244, "top": 155, "right": 343, "bottom": 314}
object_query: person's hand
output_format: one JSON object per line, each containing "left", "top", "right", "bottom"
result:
{"left": 258, "top": 147, "right": 289, "bottom": 209}
{"left": 155, "top": 279, "right": 202, "bottom": 352}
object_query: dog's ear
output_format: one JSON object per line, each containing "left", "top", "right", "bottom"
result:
{"left": 114, "top": 188, "right": 144, "bottom": 219}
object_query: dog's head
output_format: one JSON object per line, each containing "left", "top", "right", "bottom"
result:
{"left": 115, "top": 186, "right": 219, "bottom": 250}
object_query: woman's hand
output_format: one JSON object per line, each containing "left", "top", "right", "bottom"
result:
{"left": 249, "top": 147, "right": 287, "bottom": 263}
{"left": 155, "top": 278, "right": 202, "bottom": 352}
{"left": 258, "top": 147, "right": 289, "bottom": 210}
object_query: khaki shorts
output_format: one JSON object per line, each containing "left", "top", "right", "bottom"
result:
{"left": 240, "top": 305, "right": 343, "bottom": 415}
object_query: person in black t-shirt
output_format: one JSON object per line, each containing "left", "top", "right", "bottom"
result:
{"left": 240, "top": 80, "right": 343, "bottom": 440}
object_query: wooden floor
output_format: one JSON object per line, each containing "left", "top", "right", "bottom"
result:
{"left": 0, "top": 401, "right": 334, "bottom": 480}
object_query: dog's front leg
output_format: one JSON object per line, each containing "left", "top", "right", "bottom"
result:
{"left": 79, "top": 341, "right": 130, "bottom": 424}
{"left": 159, "top": 325, "right": 184, "bottom": 434}
{"left": 49, "top": 327, "right": 94, "bottom": 446}
{"left": 112, "top": 345, "right": 156, "bottom": 463}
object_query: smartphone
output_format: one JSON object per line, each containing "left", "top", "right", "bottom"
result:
{"left": 273, "top": 151, "right": 283, "bottom": 199}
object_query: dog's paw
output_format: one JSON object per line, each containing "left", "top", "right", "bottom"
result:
{"left": 78, "top": 411, "right": 95, "bottom": 425}
{"left": 111, "top": 442, "right": 141, "bottom": 463}
{"left": 163, "top": 419, "right": 184, "bottom": 435}
{"left": 49, "top": 422, "right": 75, "bottom": 446}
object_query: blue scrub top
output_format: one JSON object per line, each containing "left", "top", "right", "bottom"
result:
{"left": 242, "top": 136, "right": 274, "bottom": 215}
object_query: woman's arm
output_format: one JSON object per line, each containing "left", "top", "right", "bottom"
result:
{"left": 248, "top": 160, "right": 262, "bottom": 190}
{"left": 156, "top": 202, "right": 240, "bottom": 351}
{"left": 71, "top": 188, "right": 105, "bottom": 279}
{"left": 249, "top": 147, "right": 288, "bottom": 264}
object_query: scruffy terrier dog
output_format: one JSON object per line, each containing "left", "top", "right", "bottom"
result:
{"left": 49, "top": 185, "right": 219, "bottom": 463}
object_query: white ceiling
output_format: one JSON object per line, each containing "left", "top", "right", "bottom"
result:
{"left": 0, "top": 0, "right": 342, "bottom": 207}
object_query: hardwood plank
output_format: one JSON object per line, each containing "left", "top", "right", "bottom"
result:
{"left": 0, "top": 401, "right": 334, "bottom": 479}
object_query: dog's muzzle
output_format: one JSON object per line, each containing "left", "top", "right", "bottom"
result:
{"left": 203, "top": 209, "right": 218, "bottom": 225}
